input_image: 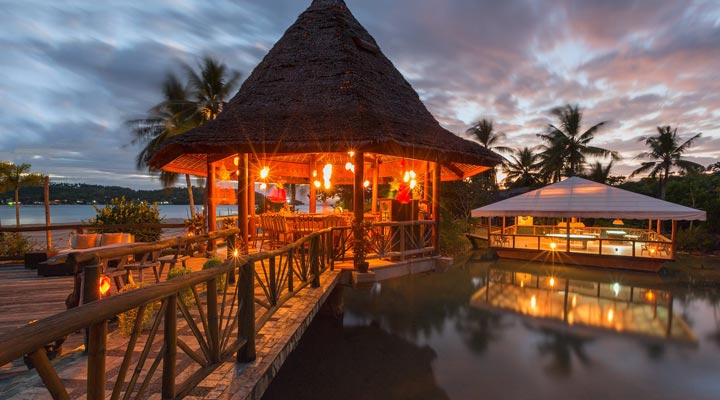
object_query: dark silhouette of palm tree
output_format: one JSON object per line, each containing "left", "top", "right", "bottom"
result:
{"left": 584, "top": 160, "right": 614, "bottom": 184}
{"left": 537, "top": 104, "right": 617, "bottom": 182}
{"left": 466, "top": 119, "right": 512, "bottom": 188}
{"left": 630, "top": 126, "right": 703, "bottom": 199}
{"left": 130, "top": 57, "right": 242, "bottom": 217}
{"left": 502, "top": 147, "right": 541, "bottom": 188}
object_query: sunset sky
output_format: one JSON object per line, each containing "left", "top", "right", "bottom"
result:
{"left": 1, "top": 0, "right": 719, "bottom": 189}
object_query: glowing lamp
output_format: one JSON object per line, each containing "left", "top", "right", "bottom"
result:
{"left": 530, "top": 295, "right": 537, "bottom": 309}
{"left": 345, "top": 161, "right": 355, "bottom": 172}
{"left": 607, "top": 309, "right": 614, "bottom": 323}
{"left": 260, "top": 166, "right": 270, "bottom": 179}
{"left": 314, "top": 180, "right": 321, "bottom": 188}
{"left": 612, "top": 282, "right": 620, "bottom": 296}
{"left": 233, "top": 157, "right": 239, "bottom": 166}
{"left": 233, "top": 248, "right": 239, "bottom": 258}
{"left": 550, "top": 242, "right": 557, "bottom": 250}
{"left": 612, "top": 219, "right": 624, "bottom": 226}
{"left": 324, "top": 180, "right": 331, "bottom": 190}
{"left": 409, "top": 179, "right": 417, "bottom": 189}
{"left": 645, "top": 291, "right": 655, "bottom": 301}
{"left": 403, "top": 171, "right": 410, "bottom": 182}
{"left": 99, "top": 275, "right": 112, "bottom": 297}
{"left": 260, "top": 183, "right": 267, "bottom": 190}
{"left": 363, "top": 180, "right": 370, "bottom": 188}
{"left": 549, "top": 277, "right": 555, "bottom": 287}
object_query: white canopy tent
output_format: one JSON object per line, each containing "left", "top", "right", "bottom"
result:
{"left": 471, "top": 177, "right": 706, "bottom": 221}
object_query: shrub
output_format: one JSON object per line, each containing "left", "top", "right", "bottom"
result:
{"left": 0, "top": 233, "right": 37, "bottom": 257}
{"left": 167, "top": 266, "right": 194, "bottom": 305}
{"left": 676, "top": 225, "right": 718, "bottom": 253}
{"left": 90, "top": 197, "right": 164, "bottom": 242}
{"left": 439, "top": 217, "right": 472, "bottom": 257}
{"left": 117, "top": 282, "right": 157, "bottom": 337}
{"left": 203, "top": 257, "right": 226, "bottom": 292}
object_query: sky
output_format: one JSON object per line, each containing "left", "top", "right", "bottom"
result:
{"left": 1, "top": 0, "right": 719, "bottom": 190}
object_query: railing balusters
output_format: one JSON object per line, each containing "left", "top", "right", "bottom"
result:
{"left": 207, "top": 278, "right": 220, "bottom": 363}
{"left": 28, "top": 350, "right": 69, "bottom": 400}
{"left": 162, "top": 294, "right": 177, "bottom": 399}
{"left": 238, "top": 262, "right": 256, "bottom": 362}
{"left": 311, "top": 236, "right": 320, "bottom": 288}
{"left": 288, "top": 248, "right": 294, "bottom": 292}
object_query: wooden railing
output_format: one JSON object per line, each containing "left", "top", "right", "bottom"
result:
{"left": 0, "top": 227, "right": 335, "bottom": 400}
{"left": 329, "top": 220, "right": 436, "bottom": 262}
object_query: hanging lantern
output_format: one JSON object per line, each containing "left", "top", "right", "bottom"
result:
{"left": 260, "top": 166, "right": 270, "bottom": 179}
{"left": 323, "top": 163, "right": 333, "bottom": 189}
{"left": 260, "top": 182, "right": 267, "bottom": 190}
{"left": 99, "top": 275, "right": 112, "bottom": 297}
{"left": 267, "top": 183, "right": 287, "bottom": 203}
{"left": 363, "top": 180, "right": 370, "bottom": 188}
{"left": 233, "top": 157, "right": 239, "bottom": 166}
{"left": 313, "top": 180, "right": 321, "bottom": 188}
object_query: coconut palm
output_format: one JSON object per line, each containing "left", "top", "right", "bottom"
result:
{"left": 466, "top": 119, "right": 512, "bottom": 188}
{"left": 630, "top": 126, "right": 703, "bottom": 199}
{"left": 184, "top": 56, "right": 242, "bottom": 122}
{"left": 131, "top": 57, "right": 242, "bottom": 217}
{"left": 585, "top": 160, "right": 614, "bottom": 184}
{"left": 0, "top": 163, "right": 44, "bottom": 227}
{"left": 537, "top": 104, "right": 618, "bottom": 182}
{"left": 502, "top": 147, "right": 541, "bottom": 188}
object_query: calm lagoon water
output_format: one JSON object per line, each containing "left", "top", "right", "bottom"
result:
{"left": 264, "top": 257, "right": 720, "bottom": 400}
{"left": 0, "top": 204, "right": 242, "bottom": 226}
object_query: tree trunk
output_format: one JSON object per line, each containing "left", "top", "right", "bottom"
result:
{"left": 186, "top": 174, "right": 196, "bottom": 218}
{"left": 661, "top": 166, "right": 669, "bottom": 200}
{"left": 14, "top": 187, "right": 20, "bottom": 227}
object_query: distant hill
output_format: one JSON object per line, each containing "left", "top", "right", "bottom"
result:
{"left": 0, "top": 183, "right": 206, "bottom": 205}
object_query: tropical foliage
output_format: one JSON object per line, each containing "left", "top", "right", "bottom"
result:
{"left": 466, "top": 119, "right": 511, "bottom": 189}
{"left": 536, "top": 104, "right": 617, "bottom": 182}
{"left": 630, "top": 126, "right": 703, "bottom": 199}
{"left": 502, "top": 147, "right": 541, "bottom": 188}
{"left": 89, "top": 197, "right": 164, "bottom": 242}
{"left": 130, "top": 56, "right": 242, "bottom": 218}
{"left": 0, "top": 162, "right": 44, "bottom": 227}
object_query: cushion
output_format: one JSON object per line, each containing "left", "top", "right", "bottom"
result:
{"left": 123, "top": 233, "right": 135, "bottom": 244}
{"left": 74, "top": 234, "right": 99, "bottom": 249}
{"left": 101, "top": 233, "right": 125, "bottom": 246}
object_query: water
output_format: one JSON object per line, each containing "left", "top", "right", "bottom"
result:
{"left": 263, "top": 257, "right": 720, "bottom": 400}
{"left": 0, "top": 203, "right": 323, "bottom": 226}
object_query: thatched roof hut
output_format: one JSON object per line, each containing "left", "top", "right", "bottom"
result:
{"left": 148, "top": 0, "right": 501, "bottom": 181}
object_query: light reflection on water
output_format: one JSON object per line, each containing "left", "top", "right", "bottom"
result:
{"left": 264, "top": 257, "right": 720, "bottom": 400}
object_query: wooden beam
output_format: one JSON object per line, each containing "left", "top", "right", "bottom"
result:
{"left": 432, "top": 162, "right": 440, "bottom": 255}
{"left": 443, "top": 162, "right": 465, "bottom": 179}
{"left": 309, "top": 155, "right": 317, "bottom": 214}
{"left": 207, "top": 161, "right": 217, "bottom": 235}
{"left": 237, "top": 154, "right": 249, "bottom": 253}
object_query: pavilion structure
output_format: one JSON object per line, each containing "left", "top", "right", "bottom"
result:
{"left": 149, "top": 0, "right": 501, "bottom": 259}
{"left": 471, "top": 177, "right": 707, "bottom": 272}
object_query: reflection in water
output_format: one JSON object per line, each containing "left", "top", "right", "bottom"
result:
{"left": 265, "top": 258, "right": 720, "bottom": 400}
{"left": 471, "top": 267, "right": 696, "bottom": 344}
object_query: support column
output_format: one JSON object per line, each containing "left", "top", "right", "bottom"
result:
{"left": 424, "top": 162, "right": 430, "bottom": 202}
{"left": 371, "top": 160, "right": 379, "bottom": 214}
{"left": 309, "top": 154, "right": 317, "bottom": 214}
{"left": 237, "top": 154, "right": 249, "bottom": 253}
{"left": 671, "top": 220, "right": 677, "bottom": 259}
{"left": 44, "top": 176, "right": 52, "bottom": 250}
{"left": 207, "top": 160, "right": 217, "bottom": 234}
{"left": 432, "top": 162, "right": 440, "bottom": 255}
{"left": 248, "top": 163, "right": 255, "bottom": 217}
{"left": 566, "top": 219, "right": 571, "bottom": 253}
{"left": 656, "top": 219, "right": 661, "bottom": 235}
{"left": 353, "top": 151, "right": 365, "bottom": 223}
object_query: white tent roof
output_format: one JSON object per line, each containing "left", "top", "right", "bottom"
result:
{"left": 471, "top": 177, "right": 706, "bottom": 221}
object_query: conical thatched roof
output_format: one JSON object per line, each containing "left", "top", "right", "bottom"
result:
{"left": 149, "top": 0, "right": 501, "bottom": 179}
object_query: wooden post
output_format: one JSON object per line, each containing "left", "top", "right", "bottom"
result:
{"left": 227, "top": 234, "right": 237, "bottom": 285}
{"left": 424, "top": 162, "right": 430, "bottom": 202}
{"left": 502, "top": 216, "right": 506, "bottom": 234}
{"left": 671, "top": 220, "right": 678, "bottom": 259}
{"left": 28, "top": 349, "right": 69, "bottom": 400}
{"left": 353, "top": 151, "right": 365, "bottom": 268}
{"left": 269, "top": 256, "right": 277, "bottom": 305}
{"left": 207, "top": 278, "right": 220, "bottom": 362}
{"left": 311, "top": 236, "right": 320, "bottom": 288}
{"left": 432, "top": 162, "right": 440, "bottom": 255}
{"left": 371, "top": 160, "right": 379, "bottom": 214}
{"left": 288, "top": 248, "right": 294, "bottom": 292}
{"left": 309, "top": 154, "right": 317, "bottom": 214}
{"left": 237, "top": 154, "right": 249, "bottom": 254}
{"left": 207, "top": 160, "right": 217, "bottom": 251}
{"left": 648, "top": 219, "right": 652, "bottom": 231}
{"left": 44, "top": 176, "right": 52, "bottom": 251}
{"left": 657, "top": 219, "right": 661, "bottom": 235}
{"left": 238, "top": 263, "right": 256, "bottom": 362}
{"left": 83, "top": 265, "right": 107, "bottom": 400}
{"left": 162, "top": 295, "right": 177, "bottom": 399}
{"left": 566, "top": 220, "right": 571, "bottom": 253}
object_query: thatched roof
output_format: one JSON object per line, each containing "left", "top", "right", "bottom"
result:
{"left": 149, "top": 0, "right": 501, "bottom": 180}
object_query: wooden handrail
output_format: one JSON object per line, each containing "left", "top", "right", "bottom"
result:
{"left": 0, "top": 222, "right": 186, "bottom": 233}
{"left": 0, "top": 227, "right": 332, "bottom": 366}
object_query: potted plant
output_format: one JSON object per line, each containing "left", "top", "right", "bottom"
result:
{"left": 351, "top": 219, "right": 374, "bottom": 273}
{"left": 184, "top": 214, "right": 208, "bottom": 254}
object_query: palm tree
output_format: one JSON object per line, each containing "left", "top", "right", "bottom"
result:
{"left": 630, "top": 126, "right": 703, "bottom": 199}
{"left": 0, "top": 163, "right": 44, "bottom": 227}
{"left": 585, "top": 160, "right": 613, "bottom": 184}
{"left": 130, "top": 73, "right": 200, "bottom": 216}
{"left": 131, "top": 57, "right": 242, "bottom": 217}
{"left": 466, "top": 119, "right": 512, "bottom": 188}
{"left": 184, "top": 56, "right": 242, "bottom": 122}
{"left": 502, "top": 147, "right": 541, "bottom": 188}
{"left": 537, "top": 104, "right": 618, "bottom": 181}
